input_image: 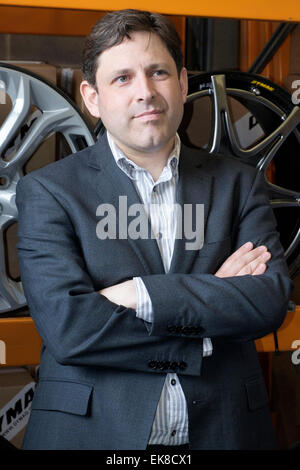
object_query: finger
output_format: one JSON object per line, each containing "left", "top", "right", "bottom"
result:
{"left": 216, "top": 242, "right": 255, "bottom": 276}
{"left": 252, "top": 263, "right": 267, "bottom": 275}
{"left": 238, "top": 250, "right": 271, "bottom": 275}
{"left": 249, "top": 250, "right": 271, "bottom": 272}
{"left": 224, "top": 244, "right": 266, "bottom": 269}
{"left": 241, "top": 245, "right": 268, "bottom": 262}
{"left": 215, "top": 243, "right": 269, "bottom": 278}
{"left": 250, "top": 251, "right": 271, "bottom": 275}
{"left": 225, "top": 246, "right": 267, "bottom": 276}
{"left": 229, "top": 241, "right": 254, "bottom": 260}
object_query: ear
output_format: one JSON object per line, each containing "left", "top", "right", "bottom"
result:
{"left": 80, "top": 80, "right": 101, "bottom": 118}
{"left": 179, "top": 67, "right": 188, "bottom": 104}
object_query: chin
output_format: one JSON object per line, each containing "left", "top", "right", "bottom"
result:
{"left": 138, "top": 134, "right": 170, "bottom": 152}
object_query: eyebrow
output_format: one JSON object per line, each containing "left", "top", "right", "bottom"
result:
{"left": 146, "top": 62, "right": 170, "bottom": 71}
{"left": 110, "top": 63, "right": 170, "bottom": 79}
{"left": 111, "top": 68, "right": 131, "bottom": 77}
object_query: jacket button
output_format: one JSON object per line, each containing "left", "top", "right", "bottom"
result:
{"left": 148, "top": 360, "right": 156, "bottom": 369}
{"left": 179, "top": 361, "right": 187, "bottom": 370}
{"left": 182, "top": 326, "right": 191, "bottom": 335}
{"left": 167, "top": 325, "right": 176, "bottom": 333}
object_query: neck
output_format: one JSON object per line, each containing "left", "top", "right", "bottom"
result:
{"left": 112, "top": 137, "right": 175, "bottom": 182}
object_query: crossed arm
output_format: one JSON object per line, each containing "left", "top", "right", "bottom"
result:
{"left": 16, "top": 167, "right": 293, "bottom": 371}
{"left": 99, "top": 242, "right": 272, "bottom": 309}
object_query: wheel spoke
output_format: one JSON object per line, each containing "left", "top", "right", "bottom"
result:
{"left": 0, "top": 64, "right": 95, "bottom": 314}
{"left": 183, "top": 71, "right": 300, "bottom": 277}
{"left": 254, "top": 106, "right": 300, "bottom": 169}
{"left": 208, "top": 74, "right": 300, "bottom": 164}
{"left": 285, "top": 228, "right": 300, "bottom": 259}
{"left": 54, "top": 114, "right": 96, "bottom": 151}
{"left": 267, "top": 181, "right": 300, "bottom": 201}
{"left": 269, "top": 195, "right": 300, "bottom": 259}
{"left": 5, "top": 108, "right": 75, "bottom": 170}
{"left": 0, "top": 225, "right": 26, "bottom": 311}
{"left": 0, "top": 75, "right": 31, "bottom": 158}
{"left": 209, "top": 74, "right": 241, "bottom": 155}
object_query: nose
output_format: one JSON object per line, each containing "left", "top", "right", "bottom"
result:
{"left": 135, "top": 73, "right": 156, "bottom": 102}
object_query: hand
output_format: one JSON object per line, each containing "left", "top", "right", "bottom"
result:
{"left": 99, "top": 279, "right": 137, "bottom": 309}
{"left": 215, "top": 242, "right": 271, "bottom": 278}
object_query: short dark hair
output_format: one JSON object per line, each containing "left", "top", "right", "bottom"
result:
{"left": 82, "top": 9, "right": 183, "bottom": 87}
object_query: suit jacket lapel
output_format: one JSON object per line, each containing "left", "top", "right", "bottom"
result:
{"left": 169, "top": 144, "right": 214, "bottom": 274}
{"left": 86, "top": 135, "right": 214, "bottom": 276}
{"left": 86, "top": 134, "right": 165, "bottom": 275}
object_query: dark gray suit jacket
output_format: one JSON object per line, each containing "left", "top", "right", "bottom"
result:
{"left": 16, "top": 133, "right": 293, "bottom": 450}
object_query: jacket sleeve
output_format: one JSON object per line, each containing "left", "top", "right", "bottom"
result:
{"left": 16, "top": 174, "right": 203, "bottom": 375}
{"left": 141, "top": 169, "right": 294, "bottom": 342}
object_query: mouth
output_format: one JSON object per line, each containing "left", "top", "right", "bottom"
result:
{"left": 134, "top": 109, "right": 163, "bottom": 119}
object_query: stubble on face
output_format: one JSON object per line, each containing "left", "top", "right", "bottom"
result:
{"left": 94, "top": 31, "right": 187, "bottom": 167}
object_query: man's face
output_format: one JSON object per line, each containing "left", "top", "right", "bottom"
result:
{"left": 82, "top": 31, "right": 188, "bottom": 158}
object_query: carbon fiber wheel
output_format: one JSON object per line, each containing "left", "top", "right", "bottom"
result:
{"left": 179, "top": 71, "right": 300, "bottom": 278}
{"left": 0, "top": 63, "right": 96, "bottom": 315}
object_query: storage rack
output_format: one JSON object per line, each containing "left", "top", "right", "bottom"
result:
{"left": 0, "top": 0, "right": 300, "bottom": 366}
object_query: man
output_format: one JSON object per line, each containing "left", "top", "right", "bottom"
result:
{"left": 17, "top": 9, "right": 292, "bottom": 450}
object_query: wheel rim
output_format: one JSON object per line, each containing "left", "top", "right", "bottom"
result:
{"left": 179, "top": 71, "right": 300, "bottom": 278}
{"left": 0, "top": 63, "right": 96, "bottom": 315}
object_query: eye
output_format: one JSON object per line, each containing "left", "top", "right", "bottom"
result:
{"left": 153, "top": 69, "right": 168, "bottom": 78}
{"left": 113, "top": 74, "right": 129, "bottom": 85}
{"left": 115, "top": 75, "right": 129, "bottom": 84}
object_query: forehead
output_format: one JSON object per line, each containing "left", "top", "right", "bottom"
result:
{"left": 96, "top": 31, "right": 175, "bottom": 73}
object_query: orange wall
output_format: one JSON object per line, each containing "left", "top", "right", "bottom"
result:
{"left": 0, "top": 0, "right": 300, "bottom": 21}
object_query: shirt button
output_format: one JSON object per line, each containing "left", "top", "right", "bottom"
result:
{"left": 171, "top": 379, "right": 177, "bottom": 386}
{"left": 171, "top": 430, "right": 177, "bottom": 437}
{"left": 156, "top": 232, "right": 162, "bottom": 240}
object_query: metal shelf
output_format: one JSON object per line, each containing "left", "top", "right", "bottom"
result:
{"left": 1, "top": 307, "right": 299, "bottom": 366}
{"left": 0, "top": 317, "right": 42, "bottom": 366}
{"left": 0, "top": 0, "right": 299, "bottom": 22}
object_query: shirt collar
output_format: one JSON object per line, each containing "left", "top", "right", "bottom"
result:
{"left": 107, "top": 131, "right": 180, "bottom": 181}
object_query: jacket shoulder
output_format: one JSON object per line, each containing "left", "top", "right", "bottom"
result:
{"left": 17, "top": 134, "right": 111, "bottom": 191}
{"left": 181, "top": 144, "right": 259, "bottom": 180}
{"left": 24, "top": 144, "right": 95, "bottom": 180}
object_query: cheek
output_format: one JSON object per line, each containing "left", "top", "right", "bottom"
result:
{"left": 164, "top": 85, "right": 186, "bottom": 110}
{"left": 98, "top": 97, "right": 125, "bottom": 125}
{"left": 167, "top": 92, "right": 185, "bottom": 121}
{"left": 98, "top": 95, "right": 115, "bottom": 115}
